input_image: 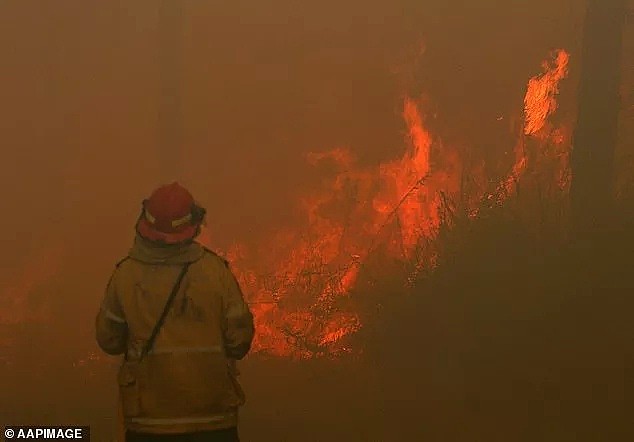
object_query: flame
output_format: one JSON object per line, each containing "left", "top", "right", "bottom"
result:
{"left": 373, "top": 97, "right": 435, "bottom": 253}
{"left": 524, "top": 50, "right": 569, "bottom": 136}
{"left": 200, "top": 48, "right": 573, "bottom": 359}
{"left": 497, "top": 49, "right": 571, "bottom": 201}
{"left": 1, "top": 49, "right": 573, "bottom": 365}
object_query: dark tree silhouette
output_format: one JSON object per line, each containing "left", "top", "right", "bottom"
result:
{"left": 570, "top": 0, "right": 627, "bottom": 234}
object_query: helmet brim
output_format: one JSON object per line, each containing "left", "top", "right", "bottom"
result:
{"left": 136, "top": 217, "right": 199, "bottom": 244}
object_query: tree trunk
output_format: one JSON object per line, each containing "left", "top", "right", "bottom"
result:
{"left": 570, "top": 0, "right": 627, "bottom": 234}
{"left": 158, "top": 0, "right": 184, "bottom": 182}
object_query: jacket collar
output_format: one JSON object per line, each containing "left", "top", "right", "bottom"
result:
{"left": 128, "top": 234, "right": 205, "bottom": 265}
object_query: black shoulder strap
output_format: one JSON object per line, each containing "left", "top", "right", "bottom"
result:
{"left": 139, "top": 262, "right": 192, "bottom": 361}
{"left": 201, "top": 246, "right": 230, "bottom": 267}
{"left": 115, "top": 256, "right": 129, "bottom": 268}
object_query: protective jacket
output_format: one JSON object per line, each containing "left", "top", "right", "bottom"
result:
{"left": 96, "top": 235, "right": 255, "bottom": 434}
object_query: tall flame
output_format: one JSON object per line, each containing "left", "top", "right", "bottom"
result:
{"left": 524, "top": 50, "right": 570, "bottom": 136}
{"left": 1, "top": 48, "right": 573, "bottom": 365}
{"left": 498, "top": 49, "right": 570, "bottom": 200}
{"left": 196, "top": 48, "right": 572, "bottom": 359}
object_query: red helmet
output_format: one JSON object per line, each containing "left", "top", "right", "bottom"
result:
{"left": 136, "top": 182, "right": 205, "bottom": 244}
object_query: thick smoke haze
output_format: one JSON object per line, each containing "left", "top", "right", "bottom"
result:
{"left": 1, "top": 0, "right": 632, "bottom": 440}
{"left": 0, "top": 0, "right": 584, "bottom": 258}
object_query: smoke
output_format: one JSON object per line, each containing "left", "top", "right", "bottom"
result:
{"left": 1, "top": 0, "right": 632, "bottom": 440}
{"left": 158, "top": 0, "right": 184, "bottom": 181}
{"left": 0, "top": 0, "right": 586, "bottom": 251}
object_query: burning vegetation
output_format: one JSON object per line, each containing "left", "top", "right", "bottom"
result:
{"left": 1, "top": 1, "right": 632, "bottom": 439}
{"left": 0, "top": 49, "right": 571, "bottom": 362}
{"left": 194, "top": 49, "right": 572, "bottom": 359}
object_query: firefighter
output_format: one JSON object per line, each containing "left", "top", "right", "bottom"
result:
{"left": 96, "top": 182, "right": 255, "bottom": 442}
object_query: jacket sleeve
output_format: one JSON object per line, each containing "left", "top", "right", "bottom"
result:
{"left": 221, "top": 262, "right": 255, "bottom": 360}
{"left": 95, "top": 269, "right": 128, "bottom": 355}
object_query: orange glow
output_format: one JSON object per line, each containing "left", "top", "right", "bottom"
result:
{"left": 0, "top": 245, "right": 64, "bottom": 366}
{"left": 497, "top": 49, "right": 571, "bottom": 201}
{"left": 1, "top": 49, "right": 573, "bottom": 365}
{"left": 202, "top": 48, "right": 573, "bottom": 359}
{"left": 524, "top": 50, "right": 569, "bottom": 136}
{"left": 0, "top": 244, "right": 63, "bottom": 326}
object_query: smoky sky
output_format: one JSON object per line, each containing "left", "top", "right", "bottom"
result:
{"left": 2, "top": 2, "right": 634, "bottom": 440}
{"left": 0, "top": 0, "right": 591, "bottom": 273}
